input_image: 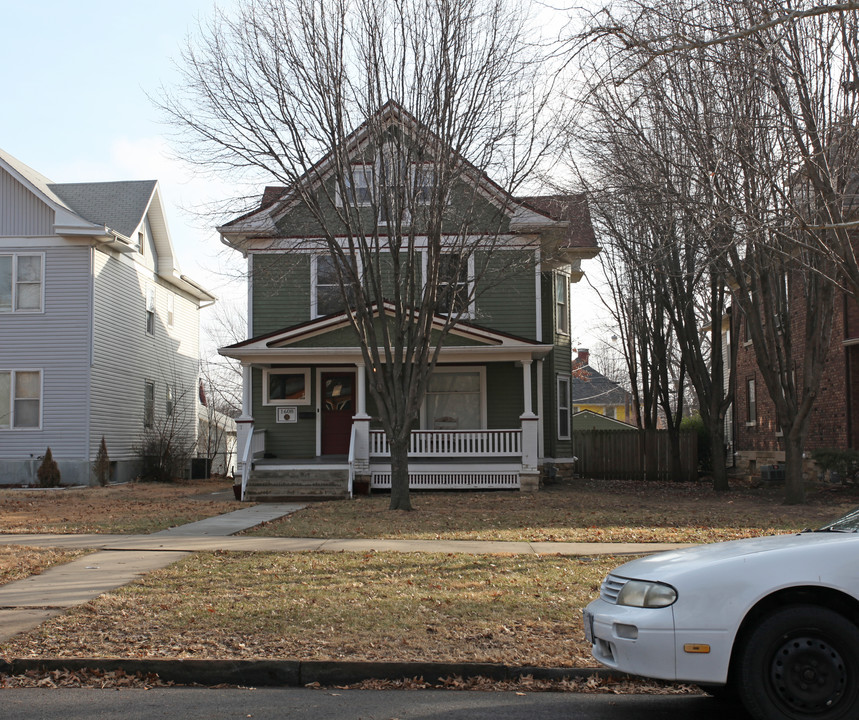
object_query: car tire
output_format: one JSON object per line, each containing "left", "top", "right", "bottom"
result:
{"left": 737, "top": 605, "right": 859, "bottom": 720}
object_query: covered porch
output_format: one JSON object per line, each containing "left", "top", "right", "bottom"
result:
{"left": 221, "top": 311, "right": 552, "bottom": 501}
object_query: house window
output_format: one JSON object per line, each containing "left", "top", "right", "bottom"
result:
{"left": 605, "top": 406, "right": 616, "bottom": 419}
{"left": 145, "top": 287, "right": 156, "bottom": 335}
{"left": 556, "top": 274, "right": 569, "bottom": 335}
{"left": 425, "top": 368, "right": 485, "bottom": 429}
{"left": 0, "top": 370, "right": 42, "bottom": 429}
{"left": 313, "top": 254, "right": 355, "bottom": 317}
{"left": 144, "top": 381, "right": 155, "bottom": 428}
{"left": 263, "top": 368, "right": 311, "bottom": 405}
{"left": 166, "top": 293, "right": 174, "bottom": 328}
{"left": 437, "top": 253, "right": 471, "bottom": 315}
{"left": 138, "top": 231, "right": 145, "bottom": 256}
{"left": 166, "top": 384, "right": 175, "bottom": 417}
{"left": 0, "top": 253, "right": 44, "bottom": 313}
{"left": 746, "top": 377, "right": 756, "bottom": 426}
{"left": 557, "top": 376, "right": 571, "bottom": 439}
{"left": 342, "top": 164, "right": 374, "bottom": 206}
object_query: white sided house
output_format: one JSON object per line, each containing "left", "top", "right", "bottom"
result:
{"left": 0, "top": 148, "right": 214, "bottom": 485}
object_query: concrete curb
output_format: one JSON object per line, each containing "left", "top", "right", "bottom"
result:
{"left": 0, "top": 658, "right": 627, "bottom": 688}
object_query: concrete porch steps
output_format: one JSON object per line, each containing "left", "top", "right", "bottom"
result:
{"left": 245, "top": 467, "right": 350, "bottom": 502}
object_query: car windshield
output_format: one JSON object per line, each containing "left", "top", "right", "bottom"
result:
{"left": 817, "top": 507, "right": 859, "bottom": 532}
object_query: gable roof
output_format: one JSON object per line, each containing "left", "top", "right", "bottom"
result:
{"left": 0, "top": 147, "right": 214, "bottom": 303}
{"left": 217, "top": 102, "right": 599, "bottom": 258}
{"left": 572, "top": 409, "right": 636, "bottom": 431}
{"left": 49, "top": 180, "right": 158, "bottom": 239}
{"left": 220, "top": 302, "right": 553, "bottom": 363}
{"left": 571, "top": 362, "right": 631, "bottom": 407}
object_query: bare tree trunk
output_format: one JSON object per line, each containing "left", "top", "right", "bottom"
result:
{"left": 389, "top": 434, "right": 413, "bottom": 511}
{"left": 783, "top": 426, "right": 808, "bottom": 505}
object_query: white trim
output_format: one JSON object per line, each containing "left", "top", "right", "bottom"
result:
{"left": 263, "top": 367, "right": 312, "bottom": 406}
{"left": 421, "top": 365, "right": 487, "bottom": 430}
{"left": 0, "top": 368, "right": 43, "bottom": 431}
{"left": 247, "top": 253, "right": 254, "bottom": 336}
{"left": 0, "top": 251, "right": 45, "bottom": 314}
{"left": 534, "top": 249, "right": 542, "bottom": 343}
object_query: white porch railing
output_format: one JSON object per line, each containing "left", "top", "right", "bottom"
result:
{"left": 369, "top": 429, "right": 522, "bottom": 458}
{"left": 239, "top": 428, "right": 266, "bottom": 500}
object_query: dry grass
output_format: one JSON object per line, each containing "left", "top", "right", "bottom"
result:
{"left": 2, "top": 551, "right": 617, "bottom": 666}
{"left": 0, "top": 479, "right": 241, "bottom": 535}
{"left": 0, "top": 546, "right": 90, "bottom": 587}
{"left": 245, "top": 477, "right": 859, "bottom": 543}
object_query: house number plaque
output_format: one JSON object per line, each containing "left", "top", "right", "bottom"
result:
{"left": 276, "top": 406, "right": 298, "bottom": 423}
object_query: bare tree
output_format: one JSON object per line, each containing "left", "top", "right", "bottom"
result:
{"left": 159, "top": 0, "right": 566, "bottom": 510}
{"left": 574, "top": 0, "right": 845, "bottom": 502}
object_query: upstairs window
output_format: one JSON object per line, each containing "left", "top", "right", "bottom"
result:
{"left": 313, "top": 254, "right": 355, "bottom": 318}
{"left": 0, "top": 370, "right": 42, "bottom": 429}
{"left": 0, "top": 253, "right": 43, "bottom": 313}
{"left": 437, "top": 252, "right": 472, "bottom": 316}
{"left": 166, "top": 293, "right": 175, "bottom": 328}
{"left": 342, "top": 165, "right": 374, "bottom": 206}
{"left": 556, "top": 274, "right": 569, "bottom": 335}
{"left": 166, "top": 384, "right": 175, "bottom": 417}
{"left": 145, "top": 287, "right": 156, "bottom": 335}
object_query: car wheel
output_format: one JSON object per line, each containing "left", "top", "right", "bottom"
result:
{"left": 738, "top": 605, "right": 859, "bottom": 720}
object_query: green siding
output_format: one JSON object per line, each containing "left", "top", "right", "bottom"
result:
{"left": 251, "top": 367, "right": 318, "bottom": 458}
{"left": 252, "top": 254, "right": 311, "bottom": 334}
{"left": 486, "top": 362, "right": 524, "bottom": 429}
{"left": 476, "top": 250, "right": 537, "bottom": 339}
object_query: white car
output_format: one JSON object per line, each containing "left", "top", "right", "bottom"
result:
{"left": 584, "top": 508, "right": 859, "bottom": 720}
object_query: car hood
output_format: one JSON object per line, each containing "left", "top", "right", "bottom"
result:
{"left": 610, "top": 531, "right": 859, "bottom": 583}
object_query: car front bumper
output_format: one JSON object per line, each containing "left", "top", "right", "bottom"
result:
{"left": 584, "top": 597, "right": 733, "bottom": 684}
{"left": 584, "top": 597, "right": 678, "bottom": 680}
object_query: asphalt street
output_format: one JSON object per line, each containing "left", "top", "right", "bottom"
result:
{"left": 0, "top": 688, "right": 750, "bottom": 720}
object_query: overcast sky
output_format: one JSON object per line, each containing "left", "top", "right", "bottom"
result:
{"left": 1, "top": 0, "right": 610, "bottom": 354}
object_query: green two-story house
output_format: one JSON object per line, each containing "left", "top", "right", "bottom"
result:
{"left": 219, "top": 109, "right": 598, "bottom": 500}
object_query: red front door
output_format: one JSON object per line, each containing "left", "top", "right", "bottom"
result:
{"left": 321, "top": 372, "right": 355, "bottom": 455}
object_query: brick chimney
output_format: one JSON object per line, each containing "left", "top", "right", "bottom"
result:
{"left": 576, "top": 348, "right": 590, "bottom": 365}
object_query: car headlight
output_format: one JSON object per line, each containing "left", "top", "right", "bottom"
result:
{"left": 616, "top": 579, "right": 677, "bottom": 608}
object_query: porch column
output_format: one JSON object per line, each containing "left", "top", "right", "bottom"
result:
{"left": 520, "top": 359, "right": 539, "bottom": 492}
{"left": 351, "top": 363, "right": 371, "bottom": 489}
{"left": 235, "top": 363, "right": 255, "bottom": 498}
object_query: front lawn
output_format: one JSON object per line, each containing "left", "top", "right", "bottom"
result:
{"left": 245, "top": 478, "right": 859, "bottom": 543}
{"left": 1, "top": 551, "right": 613, "bottom": 667}
{"left": 0, "top": 479, "right": 241, "bottom": 535}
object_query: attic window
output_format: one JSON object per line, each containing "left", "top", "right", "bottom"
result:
{"left": 138, "top": 231, "right": 144, "bottom": 255}
{"left": 342, "top": 165, "right": 374, "bottom": 206}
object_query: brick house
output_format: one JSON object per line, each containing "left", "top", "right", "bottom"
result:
{"left": 732, "top": 288, "right": 859, "bottom": 474}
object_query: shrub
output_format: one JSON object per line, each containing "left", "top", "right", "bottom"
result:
{"left": 811, "top": 448, "right": 859, "bottom": 484}
{"left": 93, "top": 436, "right": 111, "bottom": 486}
{"left": 680, "top": 413, "right": 711, "bottom": 473}
{"left": 37, "top": 447, "right": 61, "bottom": 488}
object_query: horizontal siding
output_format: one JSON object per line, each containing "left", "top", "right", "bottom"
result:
{"left": 0, "top": 168, "right": 53, "bottom": 237}
{"left": 473, "top": 250, "right": 536, "bottom": 339}
{"left": 90, "top": 250, "right": 200, "bottom": 461}
{"left": 252, "top": 253, "right": 311, "bottom": 335}
{"left": 251, "top": 367, "right": 317, "bottom": 458}
{"left": 0, "top": 245, "right": 90, "bottom": 458}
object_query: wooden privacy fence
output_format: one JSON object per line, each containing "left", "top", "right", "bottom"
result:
{"left": 572, "top": 429, "right": 698, "bottom": 482}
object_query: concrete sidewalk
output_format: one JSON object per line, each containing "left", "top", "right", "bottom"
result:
{"left": 0, "top": 504, "right": 692, "bottom": 643}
